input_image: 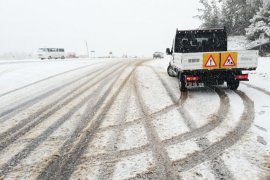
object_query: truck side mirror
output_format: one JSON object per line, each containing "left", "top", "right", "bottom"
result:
{"left": 166, "top": 48, "right": 172, "bottom": 55}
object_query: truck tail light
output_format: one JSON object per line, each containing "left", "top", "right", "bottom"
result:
{"left": 186, "top": 76, "right": 199, "bottom": 81}
{"left": 236, "top": 74, "right": 248, "bottom": 80}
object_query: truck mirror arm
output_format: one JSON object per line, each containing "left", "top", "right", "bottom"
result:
{"left": 166, "top": 48, "right": 172, "bottom": 55}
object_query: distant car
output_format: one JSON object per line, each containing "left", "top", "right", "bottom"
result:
{"left": 38, "top": 48, "right": 65, "bottom": 60}
{"left": 153, "top": 51, "right": 164, "bottom": 59}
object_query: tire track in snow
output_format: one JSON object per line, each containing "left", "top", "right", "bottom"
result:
{"left": 97, "top": 94, "right": 185, "bottom": 134}
{"left": 0, "top": 62, "right": 103, "bottom": 98}
{"left": 39, "top": 64, "right": 252, "bottom": 179}
{"left": 67, "top": 63, "right": 247, "bottom": 179}
{"left": 0, "top": 62, "right": 130, "bottom": 178}
{"left": 96, "top": 71, "right": 180, "bottom": 180}
{"left": 81, "top": 144, "right": 152, "bottom": 165}
{"left": 79, "top": 68, "right": 229, "bottom": 171}
{"left": 78, "top": 68, "right": 188, "bottom": 164}
{"left": 85, "top": 95, "right": 187, "bottom": 163}
{"left": 83, "top": 88, "right": 226, "bottom": 165}
{"left": 96, "top": 78, "right": 132, "bottom": 180}
{"left": 0, "top": 62, "right": 121, "bottom": 122}
{"left": 88, "top": 70, "right": 252, "bottom": 179}
{"left": 172, "top": 90, "right": 254, "bottom": 174}
{"left": 152, "top": 68, "right": 233, "bottom": 179}
{"left": 162, "top": 87, "right": 229, "bottom": 146}
{"left": 132, "top": 70, "right": 180, "bottom": 180}
{"left": 37, "top": 61, "right": 143, "bottom": 180}
{"left": 97, "top": 73, "right": 187, "bottom": 135}
{"left": 0, "top": 62, "right": 126, "bottom": 152}
{"left": 152, "top": 68, "right": 228, "bottom": 145}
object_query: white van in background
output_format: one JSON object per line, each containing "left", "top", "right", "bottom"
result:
{"left": 38, "top": 48, "right": 65, "bottom": 60}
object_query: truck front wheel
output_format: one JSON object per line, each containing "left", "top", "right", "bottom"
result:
{"left": 179, "top": 73, "right": 187, "bottom": 91}
{"left": 227, "top": 80, "right": 239, "bottom": 90}
{"left": 167, "top": 65, "right": 176, "bottom": 77}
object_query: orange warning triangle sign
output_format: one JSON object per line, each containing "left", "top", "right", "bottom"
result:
{"left": 223, "top": 54, "right": 235, "bottom": 66}
{"left": 205, "top": 55, "right": 217, "bottom": 67}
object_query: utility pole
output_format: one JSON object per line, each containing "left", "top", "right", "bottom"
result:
{"left": 85, "top": 40, "right": 89, "bottom": 58}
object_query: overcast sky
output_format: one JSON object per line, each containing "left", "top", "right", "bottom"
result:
{"left": 0, "top": 0, "right": 201, "bottom": 57}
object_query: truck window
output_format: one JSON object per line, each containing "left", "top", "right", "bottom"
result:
{"left": 174, "top": 30, "right": 227, "bottom": 53}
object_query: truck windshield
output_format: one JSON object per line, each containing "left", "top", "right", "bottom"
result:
{"left": 174, "top": 30, "right": 227, "bottom": 53}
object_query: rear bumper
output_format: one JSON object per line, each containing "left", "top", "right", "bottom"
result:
{"left": 183, "top": 70, "right": 249, "bottom": 84}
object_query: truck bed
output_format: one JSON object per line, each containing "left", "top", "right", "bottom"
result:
{"left": 171, "top": 50, "right": 258, "bottom": 71}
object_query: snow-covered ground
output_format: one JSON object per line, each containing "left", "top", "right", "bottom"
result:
{"left": 0, "top": 58, "right": 114, "bottom": 94}
{"left": 0, "top": 56, "right": 269, "bottom": 180}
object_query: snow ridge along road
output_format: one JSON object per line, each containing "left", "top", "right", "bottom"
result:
{"left": 0, "top": 58, "right": 269, "bottom": 179}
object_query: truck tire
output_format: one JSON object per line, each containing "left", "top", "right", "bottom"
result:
{"left": 167, "top": 65, "right": 175, "bottom": 77}
{"left": 179, "top": 73, "right": 187, "bottom": 91}
{"left": 227, "top": 80, "right": 239, "bottom": 90}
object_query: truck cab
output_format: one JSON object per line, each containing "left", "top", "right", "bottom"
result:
{"left": 166, "top": 28, "right": 258, "bottom": 91}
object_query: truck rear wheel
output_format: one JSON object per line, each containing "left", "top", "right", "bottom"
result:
{"left": 179, "top": 73, "right": 187, "bottom": 91}
{"left": 167, "top": 65, "right": 176, "bottom": 77}
{"left": 227, "top": 80, "right": 239, "bottom": 90}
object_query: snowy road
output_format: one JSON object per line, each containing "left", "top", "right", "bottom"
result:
{"left": 0, "top": 58, "right": 269, "bottom": 180}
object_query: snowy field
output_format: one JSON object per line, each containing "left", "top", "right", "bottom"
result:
{"left": 0, "top": 57, "right": 269, "bottom": 179}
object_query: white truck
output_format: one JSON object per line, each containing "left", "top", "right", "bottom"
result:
{"left": 166, "top": 28, "right": 258, "bottom": 91}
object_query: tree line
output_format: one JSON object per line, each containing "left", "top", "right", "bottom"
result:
{"left": 196, "top": 0, "right": 270, "bottom": 40}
